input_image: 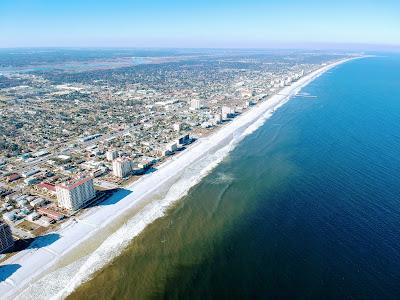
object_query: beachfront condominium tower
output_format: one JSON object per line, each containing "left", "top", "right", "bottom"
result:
{"left": 55, "top": 176, "right": 96, "bottom": 211}
{"left": 0, "top": 220, "right": 14, "bottom": 253}
{"left": 106, "top": 150, "right": 118, "bottom": 161}
{"left": 190, "top": 99, "right": 202, "bottom": 110}
{"left": 112, "top": 157, "right": 132, "bottom": 178}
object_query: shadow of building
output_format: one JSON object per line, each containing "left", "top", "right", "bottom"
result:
{"left": 0, "top": 263, "right": 21, "bottom": 281}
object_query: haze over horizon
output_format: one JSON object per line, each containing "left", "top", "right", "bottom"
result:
{"left": 1, "top": 0, "right": 399, "bottom": 49}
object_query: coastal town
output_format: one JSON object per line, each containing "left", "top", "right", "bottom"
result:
{"left": 0, "top": 50, "right": 347, "bottom": 257}
{"left": 0, "top": 0, "right": 395, "bottom": 298}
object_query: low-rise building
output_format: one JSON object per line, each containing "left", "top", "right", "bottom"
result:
{"left": 2, "top": 211, "right": 17, "bottom": 222}
{"left": 29, "top": 197, "right": 46, "bottom": 208}
{"left": 138, "top": 157, "right": 156, "bottom": 169}
{"left": 27, "top": 212, "right": 41, "bottom": 221}
{"left": 37, "top": 207, "right": 64, "bottom": 221}
{"left": 22, "top": 169, "right": 40, "bottom": 178}
{"left": 37, "top": 182, "right": 56, "bottom": 194}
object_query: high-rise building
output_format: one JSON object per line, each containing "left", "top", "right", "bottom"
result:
{"left": 166, "top": 142, "right": 178, "bottom": 153}
{"left": 0, "top": 220, "right": 14, "bottom": 253}
{"left": 245, "top": 100, "right": 255, "bottom": 107}
{"left": 222, "top": 106, "right": 234, "bottom": 120}
{"left": 112, "top": 157, "right": 132, "bottom": 178}
{"left": 106, "top": 150, "right": 118, "bottom": 161}
{"left": 177, "top": 134, "right": 191, "bottom": 146}
{"left": 190, "top": 99, "right": 202, "bottom": 110}
{"left": 214, "top": 113, "right": 222, "bottom": 124}
{"left": 173, "top": 123, "right": 182, "bottom": 132}
{"left": 222, "top": 106, "right": 234, "bottom": 115}
{"left": 55, "top": 177, "right": 96, "bottom": 211}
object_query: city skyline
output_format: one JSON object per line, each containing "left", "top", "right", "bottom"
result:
{"left": 1, "top": 0, "right": 399, "bottom": 49}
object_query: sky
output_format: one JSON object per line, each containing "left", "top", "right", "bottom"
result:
{"left": 0, "top": 0, "right": 399, "bottom": 49}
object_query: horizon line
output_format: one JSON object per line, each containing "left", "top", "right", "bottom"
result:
{"left": 0, "top": 41, "right": 400, "bottom": 51}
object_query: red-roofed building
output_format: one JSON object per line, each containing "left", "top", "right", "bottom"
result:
{"left": 7, "top": 173, "right": 21, "bottom": 183}
{"left": 37, "top": 182, "right": 56, "bottom": 194}
{"left": 37, "top": 207, "right": 64, "bottom": 221}
{"left": 55, "top": 176, "right": 96, "bottom": 211}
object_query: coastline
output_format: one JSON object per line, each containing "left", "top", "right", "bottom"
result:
{"left": 0, "top": 57, "right": 360, "bottom": 299}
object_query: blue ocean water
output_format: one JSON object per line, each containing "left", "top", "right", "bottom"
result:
{"left": 70, "top": 54, "right": 400, "bottom": 299}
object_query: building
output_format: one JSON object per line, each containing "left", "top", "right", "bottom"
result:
{"left": 0, "top": 220, "right": 14, "bottom": 253}
{"left": 36, "top": 207, "right": 64, "bottom": 221}
{"left": 37, "top": 182, "right": 56, "bottom": 194}
{"left": 157, "top": 148, "right": 169, "bottom": 157}
{"left": 131, "top": 162, "right": 146, "bottom": 175}
{"left": 27, "top": 212, "right": 41, "bottom": 221}
{"left": 173, "top": 123, "right": 182, "bottom": 132}
{"left": 57, "top": 154, "right": 71, "bottom": 163}
{"left": 138, "top": 157, "right": 156, "bottom": 170}
{"left": 166, "top": 142, "right": 178, "bottom": 153}
{"left": 201, "top": 121, "right": 212, "bottom": 128}
{"left": 112, "top": 157, "right": 132, "bottom": 178}
{"left": 22, "top": 168, "right": 40, "bottom": 178}
{"left": 222, "top": 106, "right": 235, "bottom": 120}
{"left": 190, "top": 99, "right": 202, "bottom": 110}
{"left": 178, "top": 134, "right": 191, "bottom": 146}
{"left": 106, "top": 150, "right": 118, "bottom": 161}
{"left": 214, "top": 114, "right": 222, "bottom": 124}
{"left": 55, "top": 177, "right": 96, "bottom": 211}
{"left": 24, "top": 177, "right": 39, "bottom": 185}
{"left": 79, "top": 133, "right": 102, "bottom": 143}
{"left": 245, "top": 100, "right": 255, "bottom": 107}
{"left": 222, "top": 106, "right": 234, "bottom": 116}
{"left": 90, "top": 168, "right": 106, "bottom": 178}
{"left": 29, "top": 197, "right": 46, "bottom": 208}
{"left": 7, "top": 173, "right": 21, "bottom": 183}
{"left": 2, "top": 212, "right": 16, "bottom": 223}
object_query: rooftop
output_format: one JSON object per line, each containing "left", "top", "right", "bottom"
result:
{"left": 56, "top": 176, "right": 92, "bottom": 191}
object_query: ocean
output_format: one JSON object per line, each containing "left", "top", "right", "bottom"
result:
{"left": 69, "top": 54, "right": 400, "bottom": 299}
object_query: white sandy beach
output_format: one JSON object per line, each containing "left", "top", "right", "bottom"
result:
{"left": 0, "top": 57, "right": 358, "bottom": 299}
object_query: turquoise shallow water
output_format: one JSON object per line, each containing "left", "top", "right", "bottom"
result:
{"left": 70, "top": 55, "right": 400, "bottom": 299}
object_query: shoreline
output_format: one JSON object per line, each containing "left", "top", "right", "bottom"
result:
{"left": 0, "top": 56, "right": 360, "bottom": 299}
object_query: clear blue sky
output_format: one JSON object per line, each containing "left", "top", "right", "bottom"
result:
{"left": 1, "top": 0, "right": 399, "bottom": 48}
